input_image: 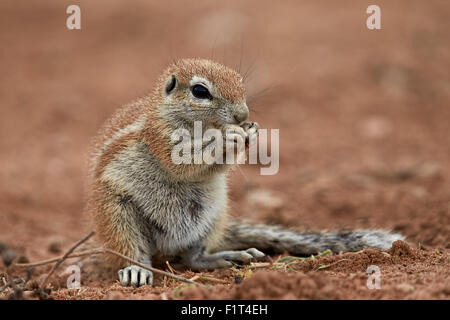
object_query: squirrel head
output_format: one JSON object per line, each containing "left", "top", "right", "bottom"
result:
{"left": 153, "top": 58, "right": 249, "bottom": 128}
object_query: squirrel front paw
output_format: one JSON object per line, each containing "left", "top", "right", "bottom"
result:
{"left": 118, "top": 265, "right": 153, "bottom": 288}
{"left": 222, "top": 121, "right": 259, "bottom": 146}
{"left": 241, "top": 121, "right": 259, "bottom": 145}
{"left": 222, "top": 123, "right": 247, "bottom": 138}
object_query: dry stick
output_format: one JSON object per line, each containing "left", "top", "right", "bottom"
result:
{"left": 315, "top": 259, "right": 350, "bottom": 271}
{"left": 197, "top": 275, "right": 228, "bottom": 284}
{"left": 14, "top": 231, "right": 201, "bottom": 286}
{"left": 189, "top": 275, "right": 200, "bottom": 282}
{"left": 15, "top": 248, "right": 105, "bottom": 268}
{"left": 165, "top": 260, "right": 176, "bottom": 274}
{"left": 41, "top": 231, "right": 96, "bottom": 288}
{"left": 15, "top": 246, "right": 199, "bottom": 286}
{"left": 249, "top": 262, "right": 273, "bottom": 268}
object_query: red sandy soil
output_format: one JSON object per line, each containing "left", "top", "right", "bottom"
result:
{"left": 0, "top": 0, "right": 449, "bottom": 299}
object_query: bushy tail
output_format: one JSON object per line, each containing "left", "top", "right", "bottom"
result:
{"left": 220, "top": 221, "right": 404, "bottom": 255}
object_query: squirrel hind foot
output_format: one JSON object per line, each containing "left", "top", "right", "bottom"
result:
{"left": 118, "top": 265, "right": 153, "bottom": 288}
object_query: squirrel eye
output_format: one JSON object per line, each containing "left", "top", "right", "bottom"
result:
{"left": 191, "top": 84, "right": 212, "bottom": 100}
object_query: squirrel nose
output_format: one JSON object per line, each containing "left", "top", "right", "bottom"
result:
{"left": 233, "top": 106, "right": 249, "bottom": 124}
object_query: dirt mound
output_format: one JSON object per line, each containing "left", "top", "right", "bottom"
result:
{"left": 178, "top": 242, "right": 449, "bottom": 299}
{"left": 179, "top": 271, "right": 336, "bottom": 300}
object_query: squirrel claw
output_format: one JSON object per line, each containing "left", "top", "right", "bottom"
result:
{"left": 219, "top": 248, "right": 266, "bottom": 265}
{"left": 242, "top": 122, "right": 259, "bottom": 145}
{"left": 245, "top": 248, "right": 266, "bottom": 260}
{"left": 241, "top": 121, "right": 259, "bottom": 133}
{"left": 118, "top": 265, "right": 153, "bottom": 288}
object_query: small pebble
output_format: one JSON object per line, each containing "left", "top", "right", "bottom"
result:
{"left": 48, "top": 242, "right": 62, "bottom": 254}
{"left": 2, "top": 249, "right": 18, "bottom": 267}
{"left": 17, "top": 255, "right": 30, "bottom": 264}
{"left": 0, "top": 242, "right": 7, "bottom": 254}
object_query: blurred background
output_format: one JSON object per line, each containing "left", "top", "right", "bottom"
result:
{"left": 0, "top": 0, "right": 449, "bottom": 261}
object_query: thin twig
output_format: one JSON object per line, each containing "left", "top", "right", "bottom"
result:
{"left": 14, "top": 248, "right": 104, "bottom": 268}
{"left": 196, "top": 275, "right": 228, "bottom": 284}
{"left": 315, "top": 259, "right": 350, "bottom": 271}
{"left": 189, "top": 275, "right": 200, "bottom": 282}
{"left": 249, "top": 262, "right": 272, "bottom": 268}
{"left": 165, "top": 260, "right": 176, "bottom": 274}
{"left": 14, "top": 232, "right": 202, "bottom": 287}
{"left": 0, "top": 279, "right": 24, "bottom": 293}
{"left": 41, "top": 231, "right": 95, "bottom": 288}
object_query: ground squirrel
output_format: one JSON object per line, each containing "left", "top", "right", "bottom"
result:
{"left": 87, "top": 58, "right": 404, "bottom": 287}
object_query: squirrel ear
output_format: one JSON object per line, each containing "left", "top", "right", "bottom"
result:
{"left": 165, "top": 75, "right": 177, "bottom": 95}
